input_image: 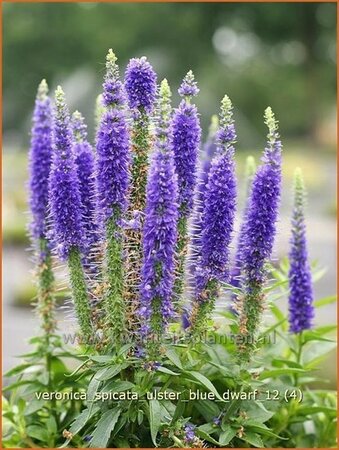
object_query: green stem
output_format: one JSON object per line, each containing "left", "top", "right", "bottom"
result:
{"left": 125, "top": 110, "right": 152, "bottom": 333}
{"left": 190, "top": 279, "right": 218, "bottom": 338}
{"left": 172, "top": 436, "right": 185, "bottom": 448}
{"left": 237, "top": 282, "right": 264, "bottom": 362}
{"left": 68, "top": 247, "right": 92, "bottom": 342}
{"left": 36, "top": 238, "right": 56, "bottom": 334}
{"left": 36, "top": 239, "right": 59, "bottom": 433}
{"left": 294, "top": 331, "right": 303, "bottom": 386}
{"left": 104, "top": 216, "right": 126, "bottom": 345}
{"left": 174, "top": 216, "right": 188, "bottom": 302}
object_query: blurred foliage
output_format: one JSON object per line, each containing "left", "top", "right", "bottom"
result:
{"left": 3, "top": 2, "right": 336, "bottom": 148}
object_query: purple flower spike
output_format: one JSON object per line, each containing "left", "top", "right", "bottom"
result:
{"left": 49, "top": 86, "right": 84, "bottom": 259}
{"left": 288, "top": 168, "right": 314, "bottom": 333}
{"left": 230, "top": 155, "right": 256, "bottom": 292}
{"left": 237, "top": 107, "right": 282, "bottom": 359}
{"left": 96, "top": 50, "right": 130, "bottom": 224}
{"left": 124, "top": 56, "right": 157, "bottom": 113}
{"left": 29, "top": 79, "right": 53, "bottom": 240}
{"left": 188, "top": 115, "right": 219, "bottom": 269}
{"left": 102, "top": 49, "right": 125, "bottom": 107}
{"left": 171, "top": 73, "right": 201, "bottom": 218}
{"left": 178, "top": 70, "right": 199, "bottom": 98}
{"left": 71, "top": 111, "right": 99, "bottom": 250}
{"left": 196, "top": 96, "right": 237, "bottom": 295}
{"left": 139, "top": 80, "right": 178, "bottom": 335}
{"left": 241, "top": 108, "right": 282, "bottom": 288}
{"left": 190, "top": 96, "right": 237, "bottom": 334}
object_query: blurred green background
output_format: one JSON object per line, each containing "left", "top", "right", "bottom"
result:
{"left": 2, "top": 2, "right": 336, "bottom": 382}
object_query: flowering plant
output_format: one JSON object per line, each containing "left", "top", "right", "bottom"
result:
{"left": 3, "top": 50, "right": 336, "bottom": 449}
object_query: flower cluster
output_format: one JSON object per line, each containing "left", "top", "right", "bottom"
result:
{"left": 28, "top": 49, "right": 316, "bottom": 358}
{"left": 288, "top": 168, "right": 314, "bottom": 333}
{"left": 139, "top": 80, "right": 178, "bottom": 336}
{"left": 49, "top": 86, "right": 85, "bottom": 259}
{"left": 237, "top": 107, "right": 282, "bottom": 358}
{"left": 171, "top": 72, "right": 201, "bottom": 218}
{"left": 72, "top": 110, "right": 99, "bottom": 252}
{"left": 29, "top": 79, "right": 53, "bottom": 240}
{"left": 96, "top": 50, "right": 130, "bottom": 224}
{"left": 124, "top": 56, "right": 157, "bottom": 114}
{"left": 190, "top": 96, "right": 237, "bottom": 333}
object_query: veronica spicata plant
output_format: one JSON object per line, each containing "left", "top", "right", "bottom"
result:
{"left": 189, "top": 95, "right": 237, "bottom": 335}
{"left": 96, "top": 49, "right": 130, "bottom": 345}
{"left": 288, "top": 168, "right": 314, "bottom": 333}
{"left": 138, "top": 79, "right": 179, "bottom": 342}
{"left": 236, "top": 107, "right": 282, "bottom": 360}
{"left": 3, "top": 49, "right": 336, "bottom": 450}
{"left": 28, "top": 79, "right": 56, "bottom": 334}
{"left": 124, "top": 56, "right": 157, "bottom": 334}
{"left": 171, "top": 71, "right": 201, "bottom": 300}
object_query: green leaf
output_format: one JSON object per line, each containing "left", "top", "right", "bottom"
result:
{"left": 259, "top": 368, "right": 307, "bottom": 380}
{"left": 195, "top": 428, "right": 220, "bottom": 446}
{"left": 88, "top": 355, "right": 113, "bottom": 363}
{"left": 46, "top": 416, "right": 57, "bottom": 435}
{"left": 3, "top": 380, "right": 35, "bottom": 392}
{"left": 242, "top": 401, "right": 274, "bottom": 423}
{"left": 242, "top": 431, "right": 264, "bottom": 447}
{"left": 304, "top": 341, "right": 337, "bottom": 368}
{"left": 69, "top": 405, "right": 100, "bottom": 435}
{"left": 219, "top": 427, "right": 237, "bottom": 446}
{"left": 157, "top": 366, "right": 179, "bottom": 376}
{"left": 207, "top": 361, "right": 240, "bottom": 379}
{"left": 245, "top": 421, "right": 287, "bottom": 439}
{"left": 297, "top": 406, "right": 337, "bottom": 416}
{"left": 137, "top": 410, "right": 144, "bottom": 425}
{"left": 302, "top": 330, "right": 336, "bottom": 343}
{"left": 90, "top": 408, "right": 121, "bottom": 448}
{"left": 272, "top": 359, "right": 303, "bottom": 369}
{"left": 312, "top": 267, "right": 327, "bottom": 282}
{"left": 184, "top": 371, "right": 224, "bottom": 401}
{"left": 102, "top": 380, "right": 135, "bottom": 392}
{"left": 65, "top": 359, "right": 89, "bottom": 377}
{"left": 117, "top": 343, "right": 133, "bottom": 356}
{"left": 314, "top": 295, "right": 336, "bottom": 308}
{"left": 95, "top": 363, "right": 128, "bottom": 381}
{"left": 165, "top": 348, "right": 183, "bottom": 370}
{"left": 24, "top": 398, "right": 45, "bottom": 415}
{"left": 269, "top": 304, "right": 287, "bottom": 331}
{"left": 314, "top": 325, "right": 337, "bottom": 335}
{"left": 195, "top": 400, "right": 220, "bottom": 421}
{"left": 171, "top": 398, "right": 186, "bottom": 424}
{"left": 4, "top": 363, "right": 39, "bottom": 377}
{"left": 149, "top": 399, "right": 161, "bottom": 446}
{"left": 264, "top": 278, "right": 288, "bottom": 292}
{"left": 26, "top": 425, "right": 49, "bottom": 442}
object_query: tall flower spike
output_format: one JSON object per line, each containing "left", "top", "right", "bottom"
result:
{"left": 139, "top": 79, "right": 178, "bottom": 340}
{"left": 49, "top": 86, "right": 92, "bottom": 340}
{"left": 72, "top": 110, "right": 99, "bottom": 253}
{"left": 190, "top": 95, "right": 237, "bottom": 335}
{"left": 237, "top": 107, "right": 282, "bottom": 360}
{"left": 96, "top": 49, "right": 130, "bottom": 344}
{"left": 28, "top": 79, "right": 56, "bottom": 333}
{"left": 123, "top": 57, "right": 157, "bottom": 333}
{"left": 288, "top": 168, "right": 314, "bottom": 333}
{"left": 171, "top": 71, "right": 201, "bottom": 300}
{"left": 29, "top": 79, "right": 53, "bottom": 241}
{"left": 230, "top": 155, "right": 257, "bottom": 293}
{"left": 186, "top": 116, "right": 219, "bottom": 308}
